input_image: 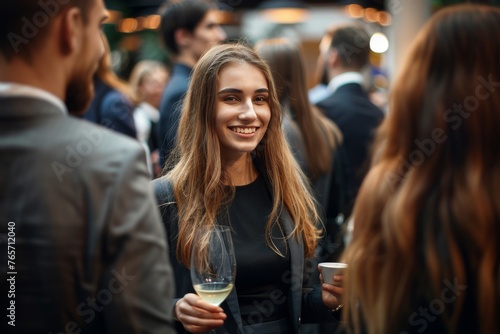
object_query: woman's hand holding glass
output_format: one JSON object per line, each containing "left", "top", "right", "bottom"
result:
{"left": 175, "top": 225, "right": 236, "bottom": 333}
{"left": 174, "top": 292, "right": 227, "bottom": 333}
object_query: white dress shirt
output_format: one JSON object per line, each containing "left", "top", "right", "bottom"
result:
{"left": 327, "top": 72, "right": 364, "bottom": 94}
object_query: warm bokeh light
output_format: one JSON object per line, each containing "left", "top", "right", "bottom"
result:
{"left": 216, "top": 10, "right": 239, "bottom": 25}
{"left": 377, "top": 11, "right": 392, "bottom": 26}
{"left": 345, "top": 4, "right": 364, "bottom": 18}
{"left": 370, "top": 32, "right": 389, "bottom": 53}
{"left": 364, "top": 8, "right": 378, "bottom": 22}
{"left": 118, "top": 18, "right": 138, "bottom": 33}
{"left": 263, "top": 8, "right": 309, "bottom": 24}
{"left": 144, "top": 15, "right": 161, "bottom": 30}
{"left": 115, "top": 15, "right": 163, "bottom": 33}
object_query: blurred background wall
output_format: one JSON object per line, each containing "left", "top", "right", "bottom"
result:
{"left": 102, "top": 0, "right": 500, "bottom": 93}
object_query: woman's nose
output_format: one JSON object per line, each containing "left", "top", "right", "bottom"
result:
{"left": 238, "top": 99, "right": 257, "bottom": 120}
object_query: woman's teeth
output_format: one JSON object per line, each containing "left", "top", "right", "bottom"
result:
{"left": 233, "top": 127, "right": 256, "bottom": 134}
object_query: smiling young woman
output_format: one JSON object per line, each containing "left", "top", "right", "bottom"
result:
{"left": 214, "top": 61, "right": 271, "bottom": 178}
{"left": 154, "top": 43, "right": 344, "bottom": 334}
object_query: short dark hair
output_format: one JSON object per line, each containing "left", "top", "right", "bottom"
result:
{"left": 329, "top": 25, "right": 370, "bottom": 70}
{"left": 0, "top": 0, "right": 93, "bottom": 59}
{"left": 158, "top": 0, "right": 212, "bottom": 56}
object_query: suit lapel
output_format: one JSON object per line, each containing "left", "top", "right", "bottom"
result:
{"left": 221, "top": 287, "right": 244, "bottom": 333}
{"left": 280, "top": 208, "right": 303, "bottom": 333}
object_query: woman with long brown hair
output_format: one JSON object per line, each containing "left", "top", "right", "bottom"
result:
{"left": 154, "top": 43, "right": 343, "bottom": 333}
{"left": 255, "top": 38, "right": 347, "bottom": 262}
{"left": 341, "top": 4, "right": 500, "bottom": 334}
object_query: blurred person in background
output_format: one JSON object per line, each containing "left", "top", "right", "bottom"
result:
{"left": 315, "top": 24, "right": 384, "bottom": 220}
{"left": 84, "top": 32, "right": 137, "bottom": 138}
{"left": 130, "top": 60, "right": 170, "bottom": 177}
{"left": 157, "top": 0, "right": 226, "bottom": 169}
{"left": 309, "top": 26, "right": 335, "bottom": 105}
{"left": 0, "top": 0, "right": 175, "bottom": 333}
{"left": 255, "top": 37, "right": 347, "bottom": 334}
{"left": 341, "top": 4, "right": 500, "bottom": 334}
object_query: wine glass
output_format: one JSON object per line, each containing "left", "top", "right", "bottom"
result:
{"left": 190, "top": 225, "right": 236, "bottom": 331}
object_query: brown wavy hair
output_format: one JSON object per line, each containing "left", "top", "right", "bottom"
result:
{"left": 254, "top": 38, "right": 342, "bottom": 180}
{"left": 341, "top": 4, "right": 500, "bottom": 334}
{"left": 162, "top": 43, "right": 320, "bottom": 266}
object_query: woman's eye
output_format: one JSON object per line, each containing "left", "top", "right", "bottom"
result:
{"left": 254, "top": 96, "right": 268, "bottom": 103}
{"left": 223, "top": 96, "right": 238, "bottom": 102}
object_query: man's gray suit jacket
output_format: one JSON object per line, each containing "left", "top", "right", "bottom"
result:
{"left": 0, "top": 96, "right": 176, "bottom": 334}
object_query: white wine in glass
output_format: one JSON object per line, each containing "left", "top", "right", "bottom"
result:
{"left": 191, "top": 225, "right": 236, "bottom": 308}
{"left": 193, "top": 282, "right": 234, "bottom": 306}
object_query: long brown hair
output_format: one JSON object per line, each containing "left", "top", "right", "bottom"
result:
{"left": 342, "top": 4, "right": 500, "bottom": 334}
{"left": 162, "top": 43, "right": 320, "bottom": 266}
{"left": 255, "top": 38, "right": 342, "bottom": 180}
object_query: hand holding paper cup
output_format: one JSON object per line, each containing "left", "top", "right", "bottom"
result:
{"left": 319, "top": 262, "right": 347, "bottom": 286}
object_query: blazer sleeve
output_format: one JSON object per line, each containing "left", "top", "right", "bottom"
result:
{"left": 153, "top": 178, "right": 196, "bottom": 334}
{"left": 301, "top": 286, "right": 342, "bottom": 322}
{"left": 102, "top": 146, "right": 176, "bottom": 333}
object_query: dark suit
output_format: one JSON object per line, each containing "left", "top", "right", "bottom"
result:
{"left": 84, "top": 77, "right": 137, "bottom": 138}
{"left": 157, "top": 63, "right": 192, "bottom": 168}
{"left": 0, "top": 94, "right": 176, "bottom": 334}
{"left": 153, "top": 159, "right": 340, "bottom": 334}
{"left": 316, "top": 82, "right": 384, "bottom": 215}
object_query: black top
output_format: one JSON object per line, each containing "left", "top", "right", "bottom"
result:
{"left": 225, "top": 175, "right": 291, "bottom": 325}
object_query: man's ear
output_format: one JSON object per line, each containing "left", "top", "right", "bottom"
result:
{"left": 327, "top": 48, "right": 339, "bottom": 69}
{"left": 174, "top": 28, "right": 193, "bottom": 49}
{"left": 59, "top": 7, "right": 84, "bottom": 55}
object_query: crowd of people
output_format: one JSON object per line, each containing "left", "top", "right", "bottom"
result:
{"left": 1, "top": 0, "right": 499, "bottom": 333}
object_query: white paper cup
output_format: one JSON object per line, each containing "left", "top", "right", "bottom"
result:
{"left": 319, "top": 262, "right": 347, "bottom": 285}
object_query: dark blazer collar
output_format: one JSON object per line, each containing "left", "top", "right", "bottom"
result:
{"left": 332, "top": 82, "right": 365, "bottom": 95}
